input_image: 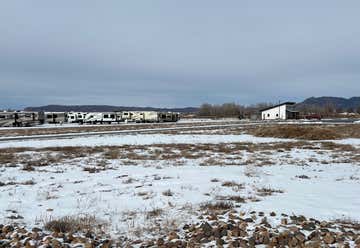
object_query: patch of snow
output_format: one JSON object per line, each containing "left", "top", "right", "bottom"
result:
{"left": 0, "top": 134, "right": 290, "bottom": 148}
{"left": 332, "top": 138, "right": 360, "bottom": 147}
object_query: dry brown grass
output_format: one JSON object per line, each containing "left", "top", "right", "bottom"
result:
{"left": 216, "top": 195, "right": 246, "bottom": 203}
{"left": 200, "top": 201, "right": 234, "bottom": 211}
{"left": 162, "top": 189, "right": 174, "bottom": 197}
{"left": 221, "top": 181, "right": 243, "bottom": 188}
{"left": 249, "top": 125, "right": 340, "bottom": 140}
{"left": 104, "top": 148, "right": 120, "bottom": 159}
{"left": 0, "top": 152, "right": 15, "bottom": 164}
{"left": 146, "top": 208, "right": 163, "bottom": 219}
{"left": 44, "top": 214, "right": 104, "bottom": 233}
{"left": 320, "top": 142, "right": 357, "bottom": 152}
{"left": 0, "top": 180, "right": 35, "bottom": 187}
{"left": 1, "top": 135, "right": 358, "bottom": 169}
{"left": 83, "top": 166, "right": 106, "bottom": 173}
{"left": 247, "top": 124, "right": 360, "bottom": 140}
{"left": 257, "top": 187, "right": 284, "bottom": 196}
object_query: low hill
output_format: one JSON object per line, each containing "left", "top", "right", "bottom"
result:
{"left": 24, "top": 105, "right": 198, "bottom": 113}
{"left": 297, "top": 97, "right": 360, "bottom": 112}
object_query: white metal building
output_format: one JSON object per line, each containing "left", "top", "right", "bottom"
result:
{"left": 261, "top": 102, "right": 299, "bottom": 120}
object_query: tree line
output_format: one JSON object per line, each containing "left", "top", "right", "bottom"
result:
{"left": 198, "top": 102, "right": 360, "bottom": 118}
{"left": 197, "top": 102, "right": 273, "bottom": 118}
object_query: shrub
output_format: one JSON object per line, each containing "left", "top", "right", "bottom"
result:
{"left": 44, "top": 215, "right": 103, "bottom": 233}
{"left": 257, "top": 187, "right": 284, "bottom": 196}
{"left": 146, "top": 208, "right": 163, "bottom": 219}
{"left": 200, "top": 201, "right": 234, "bottom": 211}
{"left": 162, "top": 189, "right": 174, "bottom": 197}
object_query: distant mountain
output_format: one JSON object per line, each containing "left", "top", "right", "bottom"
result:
{"left": 24, "top": 105, "right": 199, "bottom": 113}
{"left": 297, "top": 97, "right": 360, "bottom": 111}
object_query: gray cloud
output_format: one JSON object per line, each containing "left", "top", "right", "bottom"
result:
{"left": 1, "top": 1, "right": 360, "bottom": 109}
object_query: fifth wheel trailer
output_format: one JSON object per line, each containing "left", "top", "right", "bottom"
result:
{"left": 83, "top": 112, "right": 117, "bottom": 124}
{"left": 67, "top": 112, "right": 87, "bottom": 123}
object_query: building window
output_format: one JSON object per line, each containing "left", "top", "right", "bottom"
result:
{"left": 267, "top": 114, "right": 270, "bottom": 117}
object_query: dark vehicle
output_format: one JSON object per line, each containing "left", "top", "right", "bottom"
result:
{"left": 305, "top": 114, "right": 322, "bottom": 120}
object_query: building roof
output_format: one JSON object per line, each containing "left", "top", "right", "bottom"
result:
{"left": 260, "top": 102, "right": 296, "bottom": 112}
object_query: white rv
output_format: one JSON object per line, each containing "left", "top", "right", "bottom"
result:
{"left": 121, "top": 112, "right": 134, "bottom": 123}
{"left": 83, "top": 112, "right": 103, "bottom": 124}
{"left": 84, "top": 112, "right": 117, "bottom": 124}
{"left": 143, "top": 111, "right": 159, "bottom": 123}
{"left": 132, "top": 112, "right": 145, "bottom": 123}
{"left": 102, "top": 112, "right": 117, "bottom": 123}
{"left": 67, "top": 112, "right": 87, "bottom": 123}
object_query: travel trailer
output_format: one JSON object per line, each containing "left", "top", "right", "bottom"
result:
{"left": 132, "top": 112, "right": 145, "bottom": 123}
{"left": 159, "top": 112, "right": 180, "bottom": 122}
{"left": 84, "top": 112, "right": 117, "bottom": 124}
{"left": 143, "top": 111, "right": 160, "bottom": 123}
{"left": 67, "top": 112, "right": 87, "bottom": 123}
{"left": 120, "top": 112, "right": 134, "bottom": 123}
{"left": 44, "top": 112, "right": 67, "bottom": 124}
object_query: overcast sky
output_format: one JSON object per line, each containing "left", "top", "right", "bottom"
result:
{"left": 1, "top": 1, "right": 360, "bottom": 109}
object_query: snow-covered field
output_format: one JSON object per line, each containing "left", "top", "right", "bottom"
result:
{"left": 0, "top": 126, "right": 359, "bottom": 241}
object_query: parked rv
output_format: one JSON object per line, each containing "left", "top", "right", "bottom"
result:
{"left": 143, "top": 111, "right": 160, "bottom": 123}
{"left": 103, "top": 112, "right": 117, "bottom": 123}
{"left": 84, "top": 112, "right": 117, "bottom": 124}
{"left": 44, "top": 112, "right": 67, "bottom": 124}
{"left": 121, "top": 112, "right": 134, "bottom": 123}
{"left": 0, "top": 110, "right": 179, "bottom": 127}
{"left": 159, "top": 112, "right": 180, "bottom": 122}
{"left": 67, "top": 112, "right": 87, "bottom": 124}
{"left": 132, "top": 112, "right": 145, "bottom": 123}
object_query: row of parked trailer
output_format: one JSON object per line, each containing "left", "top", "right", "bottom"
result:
{"left": 0, "top": 111, "right": 180, "bottom": 127}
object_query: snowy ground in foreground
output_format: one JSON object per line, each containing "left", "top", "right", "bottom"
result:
{"left": 0, "top": 132, "right": 359, "bottom": 238}
{"left": 1, "top": 162, "right": 359, "bottom": 237}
